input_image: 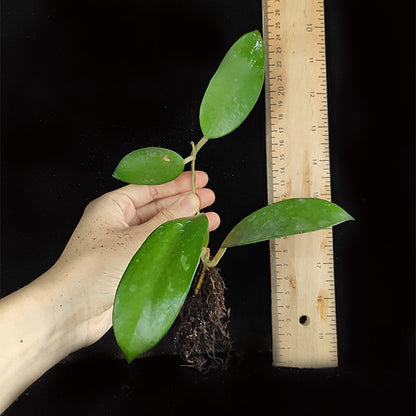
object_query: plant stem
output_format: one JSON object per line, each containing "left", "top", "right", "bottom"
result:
{"left": 183, "top": 155, "right": 194, "bottom": 164}
{"left": 202, "top": 246, "right": 227, "bottom": 268}
{"left": 195, "top": 136, "right": 209, "bottom": 153}
{"left": 194, "top": 262, "right": 208, "bottom": 295}
{"left": 189, "top": 141, "right": 200, "bottom": 216}
{"left": 195, "top": 246, "right": 227, "bottom": 294}
{"left": 201, "top": 246, "right": 210, "bottom": 263}
{"left": 183, "top": 136, "right": 209, "bottom": 165}
{"left": 189, "top": 135, "right": 211, "bottom": 291}
{"left": 190, "top": 141, "right": 197, "bottom": 195}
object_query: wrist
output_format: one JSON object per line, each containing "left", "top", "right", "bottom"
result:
{"left": 0, "top": 270, "right": 83, "bottom": 411}
{"left": 41, "top": 256, "right": 114, "bottom": 350}
{"left": 36, "top": 260, "right": 94, "bottom": 352}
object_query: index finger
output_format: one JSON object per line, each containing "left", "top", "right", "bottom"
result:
{"left": 112, "top": 171, "right": 209, "bottom": 209}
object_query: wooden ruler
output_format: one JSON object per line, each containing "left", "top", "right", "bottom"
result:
{"left": 262, "top": 0, "right": 338, "bottom": 367}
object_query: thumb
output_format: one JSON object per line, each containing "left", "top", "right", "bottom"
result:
{"left": 142, "top": 192, "right": 200, "bottom": 234}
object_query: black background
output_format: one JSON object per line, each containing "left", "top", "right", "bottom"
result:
{"left": 1, "top": 0, "right": 414, "bottom": 415}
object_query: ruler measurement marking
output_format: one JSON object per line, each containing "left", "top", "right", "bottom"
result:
{"left": 263, "top": 0, "right": 338, "bottom": 368}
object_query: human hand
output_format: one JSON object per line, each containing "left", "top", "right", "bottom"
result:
{"left": 41, "top": 171, "right": 219, "bottom": 351}
{"left": 0, "top": 171, "right": 219, "bottom": 411}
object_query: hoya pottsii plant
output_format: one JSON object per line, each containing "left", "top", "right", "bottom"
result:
{"left": 111, "top": 30, "right": 353, "bottom": 368}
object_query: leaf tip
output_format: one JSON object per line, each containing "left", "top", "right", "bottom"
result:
{"left": 250, "top": 29, "right": 262, "bottom": 39}
{"left": 123, "top": 349, "right": 137, "bottom": 364}
{"left": 333, "top": 203, "right": 355, "bottom": 224}
{"left": 343, "top": 211, "right": 355, "bottom": 223}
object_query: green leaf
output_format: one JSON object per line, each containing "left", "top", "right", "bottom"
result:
{"left": 112, "top": 147, "right": 184, "bottom": 185}
{"left": 221, "top": 198, "right": 354, "bottom": 248}
{"left": 199, "top": 30, "right": 265, "bottom": 139}
{"left": 113, "top": 214, "right": 208, "bottom": 363}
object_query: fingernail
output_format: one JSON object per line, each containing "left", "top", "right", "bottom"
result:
{"left": 180, "top": 193, "right": 200, "bottom": 213}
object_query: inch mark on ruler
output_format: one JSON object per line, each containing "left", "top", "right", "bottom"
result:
{"left": 262, "top": 0, "right": 338, "bottom": 368}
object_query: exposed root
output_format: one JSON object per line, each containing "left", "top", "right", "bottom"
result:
{"left": 174, "top": 263, "right": 232, "bottom": 372}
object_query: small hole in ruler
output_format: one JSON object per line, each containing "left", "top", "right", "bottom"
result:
{"left": 299, "top": 315, "right": 310, "bottom": 326}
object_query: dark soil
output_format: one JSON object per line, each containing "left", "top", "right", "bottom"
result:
{"left": 174, "top": 263, "right": 232, "bottom": 372}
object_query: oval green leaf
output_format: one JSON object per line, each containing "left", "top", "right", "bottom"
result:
{"left": 199, "top": 30, "right": 265, "bottom": 139}
{"left": 113, "top": 214, "right": 208, "bottom": 363}
{"left": 221, "top": 198, "right": 354, "bottom": 248}
{"left": 112, "top": 147, "right": 184, "bottom": 185}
